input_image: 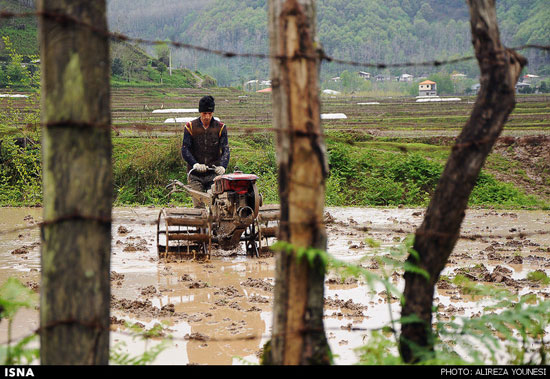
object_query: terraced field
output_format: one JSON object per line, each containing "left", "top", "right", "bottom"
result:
{"left": 1, "top": 88, "right": 549, "bottom": 139}
{"left": 110, "top": 89, "right": 550, "bottom": 140}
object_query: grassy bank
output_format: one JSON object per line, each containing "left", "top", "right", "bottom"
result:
{"left": 1, "top": 133, "right": 548, "bottom": 209}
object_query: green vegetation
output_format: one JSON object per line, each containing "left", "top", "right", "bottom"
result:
{"left": 0, "top": 135, "right": 41, "bottom": 206}
{"left": 3, "top": 0, "right": 549, "bottom": 92}
{"left": 109, "top": 40, "right": 211, "bottom": 88}
{"left": 1, "top": 131, "right": 547, "bottom": 209}
{"left": 106, "top": 0, "right": 550, "bottom": 87}
{"left": 0, "top": 1, "right": 39, "bottom": 57}
{"left": 0, "top": 2, "right": 211, "bottom": 90}
{"left": 527, "top": 270, "right": 550, "bottom": 285}
{"left": 0, "top": 36, "right": 39, "bottom": 90}
{"left": 0, "top": 278, "right": 39, "bottom": 365}
{"left": 110, "top": 322, "right": 172, "bottom": 365}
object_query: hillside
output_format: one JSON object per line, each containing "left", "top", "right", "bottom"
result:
{"left": 1, "top": 0, "right": 549, "bottom": 88}
{"left": 0, "top": 0, "right": 213, "bottom": 88}
{"left": 106, "top": 0, "right": 550, "bottom": 86}
{"left": 0, "top": 0, "right": 38, "bottom": 57}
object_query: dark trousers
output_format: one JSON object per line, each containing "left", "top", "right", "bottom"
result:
{"left": 188, "top": 172, "right": 216, "bottom": 208}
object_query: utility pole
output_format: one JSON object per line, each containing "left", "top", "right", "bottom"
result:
{"left": 38, "top": 0, "right": 112, "bottom": 364}
{"left": 265, "top": 0, "right": 331, "bottom": 365}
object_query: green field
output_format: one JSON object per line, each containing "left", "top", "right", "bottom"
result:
{"left": 1, "top": 88, "right": 549, "bottom": 208}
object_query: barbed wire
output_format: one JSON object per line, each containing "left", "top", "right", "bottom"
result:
{"left": 1, "top": 10, "right": 549, "bottom": 70}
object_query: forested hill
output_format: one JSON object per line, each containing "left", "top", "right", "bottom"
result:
{"left": 2, "top": 0, "right": 549, "bottom": 87}
{"left": 106, "top": 0, "right": 550, "bottom": 86}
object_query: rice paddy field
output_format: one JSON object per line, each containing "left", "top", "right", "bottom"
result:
{"left": 111, "top": 89, "right": 550, "bottom": 139}
{"left": 2, "top": 87, "right": 549, "bottom": 138}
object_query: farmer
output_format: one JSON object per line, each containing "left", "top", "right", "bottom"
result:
{"left": 181, "top": 95, "right": 230, "bottom": 207}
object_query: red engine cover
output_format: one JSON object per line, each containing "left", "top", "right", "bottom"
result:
{"left": 214, "top": 173, "right": 258, "bottom": 194}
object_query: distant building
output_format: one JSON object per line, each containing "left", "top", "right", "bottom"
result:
{"left": 330, "top": 76, "right": 341, "bottom": 82}
{"left": 358, "top": 71, "right": 371, "bottom": 80}
{"left": 244, "top": 79, "right": 270, "bottom": 92}
{"left": 523, "top": 74, "right": 540, "bottom": 80}
{"left": 322, "top": 89, "right": 341, "bottom": 95}
{"left": 399, "top": 73, "right": 413, "bottom": 82}
{"left": 451, "top": 73, "right": 467, "bottom": 80}
{"left": 418, "top": 80, "right": 437, "bottom": 96}
{"left": 516, "top": 82, "right": 531, "bottom": 93}
{"left": 374, "top": 74, "right": 388, "bottom": 82}
{"left": 244, "top": 80, "right": 259, "bottom": 91}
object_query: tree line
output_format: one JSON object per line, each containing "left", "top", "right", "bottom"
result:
{"left": 104, "top": 0, "right": 550, "bottom": 85}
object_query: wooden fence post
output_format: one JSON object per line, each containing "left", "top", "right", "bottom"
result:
{"left": 38, "top": 0, "right": 112, "bottom": 364}
{"left": 399, "top": 0, "right": 526, "bottom": 363}
{"left": 265, "top": 0, "right": 331, "bottom": 365}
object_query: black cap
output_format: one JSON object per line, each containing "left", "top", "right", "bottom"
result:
{"left": 199, "top": 95, "right": 215, "bottom": 113}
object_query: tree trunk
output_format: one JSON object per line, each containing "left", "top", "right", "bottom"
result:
{"left": 38, "top": 0, "right": 112, "bottom": 364}
{"left": 265, "top": 0, "right": 331, "bottom": 365}
{"left": 399, "top": 0, "right": 526, "bottom": 363}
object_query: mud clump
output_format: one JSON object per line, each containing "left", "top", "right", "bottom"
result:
{"left": 122, "top": 237, "right": 148, "bottom": 252}
{"left": 117, "top": 225, "right": 131, "bottom": 234}
{"left": 454, "top": 264, "right": 491, "bottom": 282}
{"left": 241, "top": 278, "right": 273, "bottom": 292}
{"left": 248, "top": 295, "right": 270, "bottom": 304}
{"left": 325, "top": 296, "right": 368, "bottom": 311}
{"left": 11, "top": 242, "right": 40, "bottom": 256}
{"left": 326, "top": 276, "right": 358, "bottom": 285}
{"left": 187, "top": 280, "right": 209, "bottom": 289}
{"left": 185, "top": 332, "right": 209, "bottom": 341}
{"left": 453, "top": 264, "right": 517, "bottom": 286}
{"left": 436, "top": 279, "right": 455, "bottom": 290}
{"left": 216, "top": 285, "right": 242, "bottom": 298}
{"left": 110, "top": 316, "right": 126, "bottom": 325}
{"left": 487, "top": 265, "right": 513, "bottom": 284}
{"left": 25, "top": 281, "right": 40, "bottom": 292}
{"left": 508, "top": 255, "right": 523, "bottom": 265}
{"left": 178, "top": 273, "right": 193, "bottom": 282}
{"left": 111, "top": 271, "right": 125, "bottom": 281}
{"left": 111, "top": 296, "right": 177, "bottom": 318}
{"left": 140, "top": 285, "right": 158, "bottom": 296}
{"left": 11, "top": 247, "right": 29, "bottom": 255}
{"left": 324, "top": 212, "right": 335, "bottom": 224}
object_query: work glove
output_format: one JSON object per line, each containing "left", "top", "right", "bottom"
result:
{"left": 215, "top": 166, "right": 226, "bottom": 175}
{"left": 193, "top": 163, "right": 208, "bottom": 173}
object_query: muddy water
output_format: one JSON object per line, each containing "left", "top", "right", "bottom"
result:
{"left": 0, "top": 206, "right": 549, "bottom": 364}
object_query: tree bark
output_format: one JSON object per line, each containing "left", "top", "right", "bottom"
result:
{"left": 38, "top": 0, "right": 112, "bottom": 364}
{"left": 265, "top": 0, "right": 331, "bottom": 365}
{"left": 399, "top": 0, "right": 526, "bottom": 363}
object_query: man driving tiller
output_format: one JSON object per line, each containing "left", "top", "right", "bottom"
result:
{"left": 181, "top": 95, "right": 230, "bottom": 207}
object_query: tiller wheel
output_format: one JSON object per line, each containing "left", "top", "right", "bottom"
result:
{"left": 156, "top": 208, "right": 212, "bottom": 260}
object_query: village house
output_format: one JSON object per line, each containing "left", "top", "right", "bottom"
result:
{"left": 451, "top": 73, "right": 467, "bottom": 80}
{"left": 399, "top": 73, "right": 413, "bottom": 82}
{"left": 358, "top": 71, "right": 371, "bottom": 80}
{"left": 516, "top": 82, "right": 531, "bottom": 93}
{"left": 418, "top": 79, "right": 437, "bottom": 96}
